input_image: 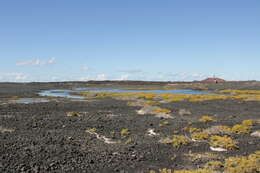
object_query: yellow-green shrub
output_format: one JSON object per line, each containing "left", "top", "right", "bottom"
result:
{"left": 120, "top": 128, "right": 130, "bottom": 136}
{"left": 199, "top": 116, "right": 214, "bottom": 123}
{"left": 86, "top": 128, "right": 97, "bottom": 133}
{"left": 203, "top": 161, "right": 223, "bottom": 170}
{"left": 159, "top": 121, "right": 170, "bottom": 127}
{"left": 191, "top": 132, "right": 209, "bottom": 141}
{"left": 224, "top": 151, "right": 260, "bottom": 173}
{"left": 209, "top": 135, "right": 238, "bottom": 150}
{"left": 155, "top": 108, "right": 171, "bottom": 114}
{"left": 231, "top": 124, "right": 251, "bottom": 134}
{"left": 67, "top": 112, "right": 80, "bottom": 117}
{"left": 174, "top": 169, "right": 216, "bottom": 173}
{"left": 172, "top": 135, "right": 190, "bottom": 148}
{"left": 242, "top": 120, "right": 254, "bottom": 126}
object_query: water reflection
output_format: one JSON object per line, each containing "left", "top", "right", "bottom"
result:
{"left": 39, "top": 88, "right": 212, "bottom": 99}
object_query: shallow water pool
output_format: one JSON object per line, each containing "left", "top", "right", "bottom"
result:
{"left": 39, "top": 88, "right": 213, "bottom": 99}
{"left": 12, "top": 98, "right": 50, "bottom": 104}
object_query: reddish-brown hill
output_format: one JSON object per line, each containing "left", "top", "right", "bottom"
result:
{"left": 202, "top": 78, "right": 226, "bottom": 83}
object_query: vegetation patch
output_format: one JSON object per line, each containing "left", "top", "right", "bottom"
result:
{"left": 128, "top": 100, "right": 159, "bottom": 107}
{"left": 224, "top": 151, "right": 260, "bottom": 173}
{"left": 159, "top": 121, "right": 170, "bottom": 127}
{"left": 125, "top": 137, "right": 134, "bottom": 144}
{"left": 220, "top": 89, "right": 260, "bottom": 95}
{"left": 199, "top": 116, "right": 214, "bottom": 123}
{"left": 185, "top": 152, "right": 220, "bottom": 162}
{"left": 75, "top": 90, "right": 260, "bottom": 103}
{"left": 85, "top": 128, "right": 97, "bottom": 133}
{"left": 231, "top": 124, "right": 251, "bottom": 134}
{"left": 191, "top": 131, "right": 209, "bottom": 141}
{"left": 209, "top": 135, "right": 238, "bottom": 150}
{"left": 203, "top": 161, "right": 223, "bottom": 170}
{"left": 242, "top": 119, "right": 254, "bottom": 126}
{"left": 184, "top": 127, "right": 201, "bottom": 133}
{"left": 204, "top": 125, "right": 232, "bottom": 135}
{"left": 155, "top": 108, "right": 171, "bottom": 114}
{"left": 161, "top": 135, "right": 190, "bottom": 148}
{"left": 174, "top": 169, "right": 216, "bottom": 173}
{"left": 120, "top": 128, "right": 130, "bottom": 136}
{"left": 67, "top": 112, "right": 80, "bottom": 117}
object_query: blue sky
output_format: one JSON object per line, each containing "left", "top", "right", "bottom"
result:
{"left": 0, "top": 0, "right": 260, "bottom": 82}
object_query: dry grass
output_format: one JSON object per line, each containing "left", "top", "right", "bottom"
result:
{"left": 161, "top": 135, "right": 190, "bottom": 148}
{"left": 203, "top": 161, "right": 223, "bottom": 170}
{"left": 185, "top": 152, "right": 220, "bottom": 162}
{"left": 204, "top": 125, "right": 232, "bottom": 135}
{"left": 155, "top": 108, "right": 171, "bottom": 114}
{"left": 159, "top": 121, "right": 170, "bottom": 127}
{"left": 67, "top": 112, "right": 80, "bottom": 117}
{"left": 242, "top": 120, "right": 254, "bottom": 126}
{"left": 220, "top": 89, "right": 260, "bottom": 95}
{"left": 199, "top": 116, "right": 214, "bottom": 123}
{"left": 125, "top": 137, "right": 134, "bottom": 144}
{"left": 75, "top": 90, "right": 260, "bottom": 103}
{"left": 231, "top": 124, "right": 251, "bottom": 134}
{"left": 224, "top": 151, "right": 260, "bottom": 173}
{"left": 209, "top": 135, "right": 238, "bottom": 150}
{"left": 85, "top": 128, "right": 97, "bottom": 133}
{"left": 191, "top": 131, "right": 209, "bottom": 141}
{"left": 120, "top": 128, "right": 130, "bottom": 136}
{"left": 184, "top": 127, "right": 201, "bottom": 133}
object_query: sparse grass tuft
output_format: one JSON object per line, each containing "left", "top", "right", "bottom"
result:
{"left": 172, "top": 135, "right": 190, "bottom": 148}
{"left": 86, "top": 128, "right": 97, "bottom": 133}
{"left": 159, "top": 168, "right": 174, "bottom": 173}
{"left": 204, "top": 125, "right": 232, "bottom": 135}
{"left": 209, "top": 135, "right": 238, "bottom": 150}
{"left": 199, "top": 116, "right": 214, "bottom": 123}
{"left": 174, "top": 169, "right": 216, "bottom": 173}
{"left": 242, "top": 120, "right": 254, "bottom": 126}
{"left": 12, "top": 96, "right": 19, "bottom": 99}
{"left": 155, "top": 108, "right": 171, "bottom": 114}
{"left": 185, "top": 152, "right": 220, "bottom": 162}
{"left": 159, "top": 121, "right": 170, "bottom": 127}
{"left": 184, "top": 127, "right": 201, "bottom": 133}
{"left": 161, "top": 135, "right": 190, "bottom": 148}
{"left": 150, "top": 169, "right": 216, "bottom": 173}
{"left": 149, "top": 170, "right": 156, "bottom": 173}
{"left": 125, "top": 137, "right": 134, "bottom": 144}
{"left": 67, "top": 112, "right": 80, "bottom": 117}
{"left": 224, "top": 151, "right": 260, "bottom": 173}
{"left": 191, "top": 131, "right": 209, "bottom": 141}
{"left": 220, "top": 89, "right": 260, "bottom": 95}
{"left": 231, "top": 124, "right": 251, "bottom": 134}
{"left": 203, "top": 161, "right": 223, "bottom": 170}
{"left": 120, "top": 128, "right": 130, "bottom": 136}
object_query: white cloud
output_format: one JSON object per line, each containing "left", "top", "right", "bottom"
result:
{"left": 78, "top": 76, "right": 91, "bottom": 81}
{"left": 191, "top": 73, "right": 205, "bottom": 78}
{"left": 96, "top": 74, "right": 108, "bottom": 80}
{"left": 0, "top": 73, "right": 28, "bottom": 82}
{"left": 118, "top": 74, "right": 130, "bottom": 80}
{"left": 16, "top": 57, "right": 56, "bottom": 66}
{"left": 117, "top": 69, "right": 143, "bottom": 74}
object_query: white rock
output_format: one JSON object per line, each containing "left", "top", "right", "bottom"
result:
{"left": 251, "top": 131, "right": 260, "bottom": 138}
{"left": 210, "top": 146, "right": 227, "bottom": 152}
{"left": 147, "top": 129, "right": 158, "bottom": 136}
